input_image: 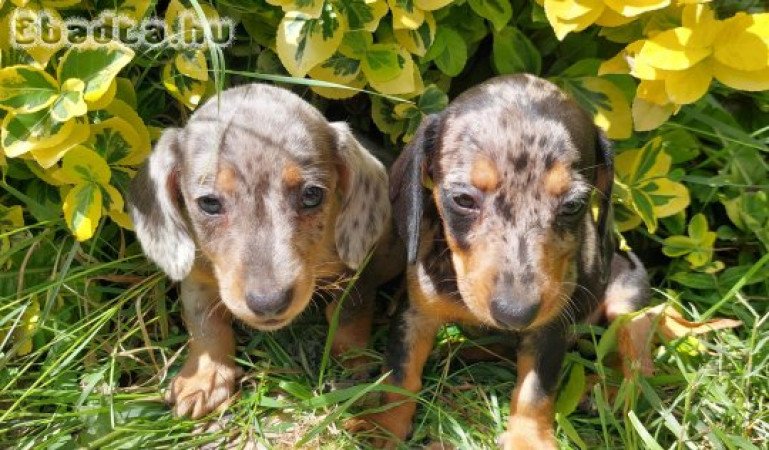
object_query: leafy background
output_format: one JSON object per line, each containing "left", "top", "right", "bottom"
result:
{"left": 1, "top": 0, "right": 768, "bottom": 448}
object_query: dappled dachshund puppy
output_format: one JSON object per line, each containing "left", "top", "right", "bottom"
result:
{"left": 129, "top": 84, "right": 402, "bottom": 419}
{"left": 352, "top": 75, "right": 649, "bottom": 448}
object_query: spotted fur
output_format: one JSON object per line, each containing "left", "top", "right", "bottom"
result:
{"left": 355, "top": 75, "right": 650, "bottom": 448}
{"left": 129, "top": 83, "right": 402, "bottom": 419}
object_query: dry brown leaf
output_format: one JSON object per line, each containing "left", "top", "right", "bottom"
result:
{"left": 617, "top": 304, "right": 742, "bottom": 377}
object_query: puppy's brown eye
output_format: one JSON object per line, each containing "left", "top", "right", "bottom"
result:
{"left": 559, "top": 199, "right": 585, "bottom": 217}
{"left": 301, "top": 185, "right": 324, "bottom": 209}
{"left": 453, "top": 193, "right": 478, "bottom": 210}
{"left": 197, "top": 195, "right": 223, "bottom": 215}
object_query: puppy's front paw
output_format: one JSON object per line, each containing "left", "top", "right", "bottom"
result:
{"left": 345, "top": 410, "right": 413, "bottom": 448}
{"left": 497, "top": 427, "right": 557, "bottom": 450}
{"left": 165, "top": 359, "right": 243, "bottom": 419}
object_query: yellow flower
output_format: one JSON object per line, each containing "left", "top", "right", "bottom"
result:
{"left": 543, "top": 0, "right": 670, "bottom": 40}
{"left": 389, "top": 0, "right": 453, "bottom": 31}
{"left": 603, "top": 6, "right": 769, "bottom": 130}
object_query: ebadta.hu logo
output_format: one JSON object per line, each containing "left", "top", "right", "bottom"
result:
{"left": 9, "top": 8, "right": 235, "bottom": 49}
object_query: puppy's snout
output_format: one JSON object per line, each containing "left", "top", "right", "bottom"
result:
{"left": 490, "top": 298, "right": 540, "bottom": 330}
{"left": 245, "top": 289, "right": 292, "bottom": 317}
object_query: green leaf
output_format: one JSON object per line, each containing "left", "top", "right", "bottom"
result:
{"left": 468, "top": 0, "right": 512, "bottom": 32}
{"left": 659, "top": 128, "right": 700, "bottom": 164}
{"left": 89, "top": 117, "right": 143, "bottom": 165}
{"left": 241, "top": 11, "right": 281, "bottom": 48}
{"left": 361, "top": 44, "right": 402, "bottom": 82}
{"left": 631, "top": 189, "right": 656, "bottom": 232}
{"left": 726, "top": 146, "right": 768, "bottom": 186}
{"left": 688, "top": 213, "right": 709, "bottom": 241}
{"left": 596, "top": 314, "right": 628, "bottom": 363}
{"left": 1, "top": 109, "right": 76, "bottom": 158}
{"left": 560, "top": 59, "right": 601, "bottom": 78}
{"left": 555, "top": 362, "right": 585, "bottom": 417}
{"left": 340, "top": 30, "right": 373, "bottom": 57}
{"left": 663, "top": 213, "right": 716, "bottom": 268}
{"left": 337, "top": 0, "right": 375, "bottom": 30}
{"left": 719, "top": 265, "right": 769, "bottom": 288}
{"left": 492, "top": 26, "right": 541, "bottom": 76}
{"left": 0, "top": 65, "right": 59, "bottom": 113}
{"left": 422, "top": 25, "right": 447, "bottom": 61}
{"left": 628, "top": 410, "right": 665, "bottom": 450}
{"left": 417, "top": 84, "right": 448, "bottom": 114}
{"left": 669, "top": 272, "right": 717, "bottom": 290}
{"left": 614, "top": 139, "right": 691, "bottom": 232}
{"left": 54, "top": 145, "right": 112, "bottom": 185}
{"left": 371, "top": 95, "right": 406, "bottom": 141}
{"left": 433, "top": 27, "right": 467, "bottom": 77}
{"left": 439, "top": 3, "right": 488, "bottom": 44}
{"left": 175, "top": 50, "right": 209, "bottom": 81}
{"left": 319, "top": 53, "right": 361, "bottom": 78}
{"left": 555, "top": 413, "right": 588, "bottom": 450}
{"left": 394, "top": 12, "right": 436, "bottom": 57}
{"left": 662, "top": 236, "right": 696, "bottom": 258}
{"left": 50, "top": 79, "right": 87, "bottom": 123}
{"left": 6, "top": 180, "right": 60, "bottom": 222}
{"left": 57, "top": 42, "right": 135, "bottom": 104}
{"left": 161, "top": 63, "right": 208, "bottom": 110}
{"left": 63, "top": 182, "right": 103, "bottom": 242}
{"left": 276, "top": 9, "right": 346, "bottom": 77}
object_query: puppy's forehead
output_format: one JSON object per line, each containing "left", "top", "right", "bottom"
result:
{"left": 439, "top": 74, "right": 596, "bottom": 184}
{"left": 177, "top": 84, "right": 335, "bottom": 187}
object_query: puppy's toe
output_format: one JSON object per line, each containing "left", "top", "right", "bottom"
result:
{"left": 344, "top": 416, "right": 375, "bottom": 433}
{"left": 166, "top": 362, "right": 241, "bottom": 419}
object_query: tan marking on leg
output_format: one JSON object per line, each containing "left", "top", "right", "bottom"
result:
{"left": 470, "top": 156, "right": 499, "bottom": 192}
{"left": 544, "top": 161, "right": 571, "bottom": 196}
{"left": 348, "top": 308, "right": 441, "bottom": 446}
{"left": 326, "top": 295, "right": 374, "bottom": 373}
{"left": 500, "top": 353, "right": 557, "bottom": 450}
{"left": 166, "top": 274, "right": 241, "bottom": 418}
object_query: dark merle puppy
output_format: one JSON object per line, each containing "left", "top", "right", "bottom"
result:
{"left": 350, "top": 74, "right": 649, "bottom": 449}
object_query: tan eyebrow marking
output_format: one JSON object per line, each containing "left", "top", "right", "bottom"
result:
{"left": 543, "top": 161, "right": 571, "bottom": 196}
{"left": 281, "top": 162, "right": 303, "bottom": 188}
{"left": 470, "top": 157, "right": 500, "bottom": 192}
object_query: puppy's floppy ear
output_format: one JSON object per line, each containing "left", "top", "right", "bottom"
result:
{"left": 331, "top": 122, "right": 391, "bottom": 270}
{"left": 389, "top": 114, "right": 441, "bottom": 264}
{"left": 595, "top": 130, "right": 615, "bottom": 282}
{"left": 129, "top": 128, "right": 196, "bottom": 281}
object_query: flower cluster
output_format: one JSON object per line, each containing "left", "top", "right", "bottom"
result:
{"left": 541, "top": 1, "right": 769, "bottom": 131}
{"left": 541, "top": 0, "right": 671, "bottom": 40}
{"left": 601, "top": 4, "right": 769, "bottom": 129}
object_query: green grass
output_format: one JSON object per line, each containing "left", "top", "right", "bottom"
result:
{"left": 1, "top": 225, "right": 767, "bottom": 449}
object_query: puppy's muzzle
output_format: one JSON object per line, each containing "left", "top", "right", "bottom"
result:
{"left": 490, "top": 297, "right": 540, "bottom": 330}
{"left": 246, "top": 288, "right": 292, "bottom": 317}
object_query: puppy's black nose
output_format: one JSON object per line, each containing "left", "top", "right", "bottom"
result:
{"left": 490, "top": 298, "right": 540, "bottom": 330}
{"left": 246, "top": 289, "right": 292, "bottom": 317}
